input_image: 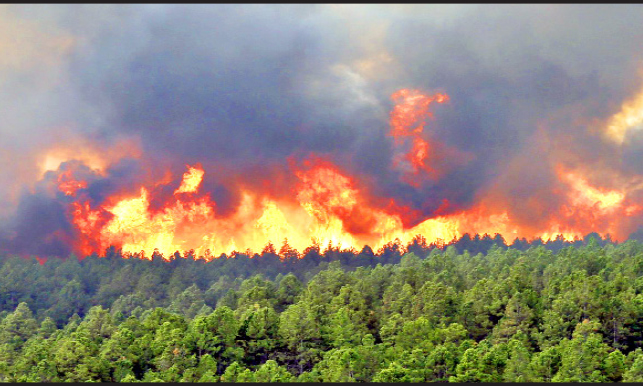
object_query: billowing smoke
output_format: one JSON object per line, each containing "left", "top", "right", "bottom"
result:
{"left": 3, "top": 4, "right": 643, "bottom": 258}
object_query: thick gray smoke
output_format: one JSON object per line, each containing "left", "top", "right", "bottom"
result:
{"left": 3, "top": 4, "right": 643, "bottom": 256}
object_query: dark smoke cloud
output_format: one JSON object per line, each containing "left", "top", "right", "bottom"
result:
{"left": 3, "top": 4, "right": 643, "bottom": 255}
{"left": 376, "top": 5, "right": 643, "bottom": 222}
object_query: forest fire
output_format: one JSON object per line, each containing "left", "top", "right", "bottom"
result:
{"left": 8, "top": 5, "right": 643, "bottom": 383}
{"left": 60, "top": 156, "right": 638, "bottom": 260}
{"left": 7, "top": 85, "right": 643, "bottom": 260}
{"left": 64, "top": 160, "right": 495, "bottom": 260}
{"left": 389, "top": 88, "right": 450, "bottom": 184}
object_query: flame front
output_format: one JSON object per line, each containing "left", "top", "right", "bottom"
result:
{"left": 61, "top": 160, "right": 565, "bottom": 259}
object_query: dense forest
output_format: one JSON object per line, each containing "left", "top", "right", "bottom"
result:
{"left": 3, "top": 233, "right": 643, "bottom": 381}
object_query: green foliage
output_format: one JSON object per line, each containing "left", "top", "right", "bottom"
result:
{"left": 2, "top": 238, "right": 643, "bottom": 381}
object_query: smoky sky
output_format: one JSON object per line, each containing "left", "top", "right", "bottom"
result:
{"left": 3, "top": 4, "right": 643, "bottom": 255}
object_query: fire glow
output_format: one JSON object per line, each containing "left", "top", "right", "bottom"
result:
{"left": 32, "top": 87, "right": 643, "bottom": 260}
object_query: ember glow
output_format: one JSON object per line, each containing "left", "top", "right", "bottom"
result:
{"left": 4, "top": 5, "right": 643, "bottom": 259}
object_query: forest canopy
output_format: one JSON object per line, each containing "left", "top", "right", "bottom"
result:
{"left": 1, "top": 234, "right": 643, "bottom": 381}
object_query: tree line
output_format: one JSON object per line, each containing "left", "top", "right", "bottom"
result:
{"left": 1, "top": 234, "right": 643, "bottom": 381}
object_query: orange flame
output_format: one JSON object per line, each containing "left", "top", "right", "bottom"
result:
{"left": 389, "top": 89, "right": 449, "bottom": 183}
{"left": 63, "top": 158, "right": 641, "bottom": 260}
{"left": 174, "top": 165, "right": 204, "bottom": 194}
{"left": 57, "top": 169, "right": 87, "bottom": 196}
{"left": 537, "top": 165, "right": 643, "bottom": 240}
{"left": 389, "top": 88, "right": 449, "bottom": 139}
{"left": 65, "top": 160, "right": 513, "bottom": 259}
{"left": 388, "top": 88, "right": 474, "bottom": 186}
{"left": 558, "top": 167, "right": 625, "bottom": 212}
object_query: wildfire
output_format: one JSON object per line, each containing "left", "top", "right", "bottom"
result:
{"left": 100, "top": 186, "right": 216, "bottom": 259}
{"left": 537, "top": 165, "right": 643, "bottom": 240}
{"left": 62, "top": 161, "right": 516, "bottom": 259}
{"left": 558, "top": 167, "right": 624, "bottom": 212}
{"left": 71, "top": 201, "right": 107, "bottom": 256}
{"left": 388, "top": 88, "right": 474, "bottom": 186}
{"left": 61, "top": 158, "right": 643, "bottom": 260}
{"left": 389, "top": 88, "right": 449, "bottom": 183}
{"left": 36, "top": 87, "right": 643, "bottom": 261}
{"left": 57, "top": 169, "right": 87, "bottom": 196}
{"left": 389, "top": 88, "right": 449, "bottom": 139}
{"left": 174, "top": 165, "right": 205, "bottom": 194}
